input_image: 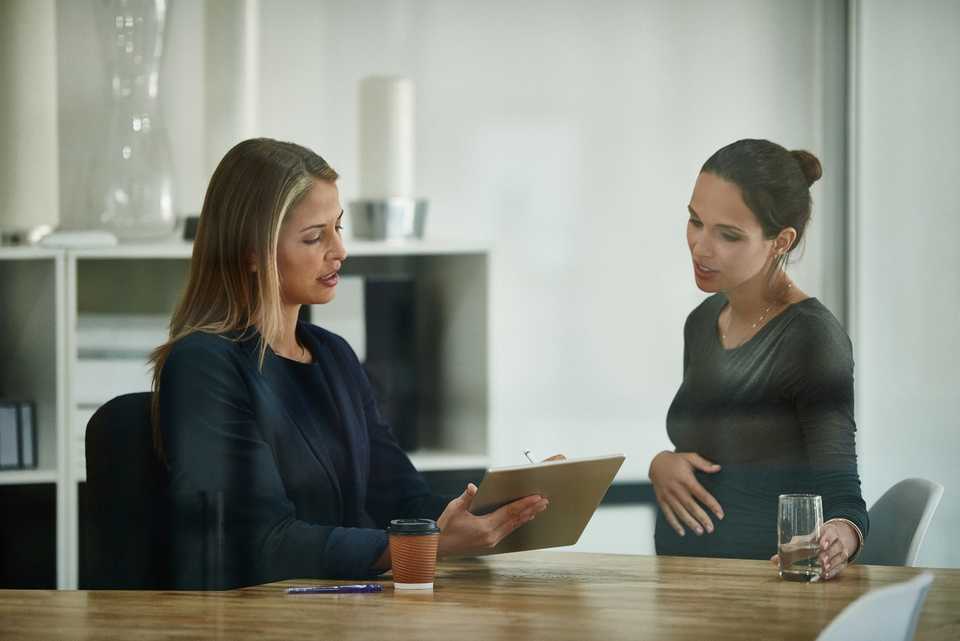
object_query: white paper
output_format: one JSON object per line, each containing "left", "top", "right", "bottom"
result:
{"left": 76, "top": 314, "right": 170, "bottom": 356}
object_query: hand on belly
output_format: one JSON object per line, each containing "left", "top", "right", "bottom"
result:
{"left": 649, "top": 450, "right": 725, "bottom": 536}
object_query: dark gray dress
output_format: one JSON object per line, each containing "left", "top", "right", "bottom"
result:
{"left": 655, "top": 294, "right": 869, "bottom": 560}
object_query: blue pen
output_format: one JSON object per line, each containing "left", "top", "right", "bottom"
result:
{"left": 286, "top": 584, "right": 383, "bottom": 595}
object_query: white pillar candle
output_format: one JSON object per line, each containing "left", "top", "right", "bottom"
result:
{"left": 358, "top": 76, "right": 415, "bottom": 199}
{"left": 0, "top": 0, "right": 59, "bottom": 240}
{"left": 204, "top": 0, "right": 259, "bottom": 179}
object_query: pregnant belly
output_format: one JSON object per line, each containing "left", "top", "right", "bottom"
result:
{"left": 654, "top": 468, "right": 800, "bottom": 560}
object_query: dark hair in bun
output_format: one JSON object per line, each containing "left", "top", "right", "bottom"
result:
{"left": 790, "top": 149, "right": 822, "bottom": 187}
{"left": 701, "top": 139, "right": 820, "bottom": 271}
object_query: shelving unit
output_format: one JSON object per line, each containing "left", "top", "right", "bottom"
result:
{"left": 0, "top": 235, "right": 496, "bottom": 588}
{"left": 1, "top": 238, "right": 491, "bottom": 588}
{"left": 0, "top": 248, "right": 66, "bottom": 588}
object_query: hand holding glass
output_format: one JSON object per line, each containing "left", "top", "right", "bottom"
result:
{"left": 778, "top": 494, "right": 823, "bottom": 582}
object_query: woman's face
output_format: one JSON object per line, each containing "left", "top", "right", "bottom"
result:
{"left": 276, "top": 179, "right": 347, "bottom": 306}
{"left": 686, "top": 171, "right": 776, "bottom": 294}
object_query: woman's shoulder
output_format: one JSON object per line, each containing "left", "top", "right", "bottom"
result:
{"left": 781, "top": 298, "right": 852, "bottom": 360}
{"left": 685, "top": 293, "right": 726, "bottom": 329}
{"left": 787, "top": 298, "right": 849, "bottom": 340}
{"left": 166, "top": 330, "right": 256, "bottom": 367}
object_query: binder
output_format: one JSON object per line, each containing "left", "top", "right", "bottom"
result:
{"left": 0, "top": 401, "right": 38, "bottom": 469}
{"left": 19, "top": 403, "right": 36, "bottom": 468}
{"left": 0, "top": 404, "right": 17, "bottom": 469}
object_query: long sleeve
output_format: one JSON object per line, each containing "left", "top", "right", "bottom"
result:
{"left": 787, "top": 316, "right": 870, "bottom": 540}
{"left": 159, "top": 334, "right": 387, "bottom": 588}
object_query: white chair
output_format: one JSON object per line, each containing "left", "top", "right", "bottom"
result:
{"left": 816, "top": 572, "right": 934, "bottom": 641}
{"left": 859, "top": 478, "right": 944, "bottom": 566}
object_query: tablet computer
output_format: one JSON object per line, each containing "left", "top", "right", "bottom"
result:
{"left": 468, "top": 454, "right": 625, "bottom": 554}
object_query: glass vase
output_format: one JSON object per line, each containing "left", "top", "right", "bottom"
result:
{"left": 93, "top": 0, "right": 175, "bottom": 241}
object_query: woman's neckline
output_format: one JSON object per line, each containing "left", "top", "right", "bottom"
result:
{"left": 273, "top": 349, "right": 315, "bottom": 365}
{"left": 270, "top": 324, "right": 317, "bottom": 365}
{"left": 714, "top": 295, "right": 816, "bottom": 353}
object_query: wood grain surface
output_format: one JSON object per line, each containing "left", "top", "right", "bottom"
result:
{"left": 1, "top": 552, "right": 958, "bottom": 640}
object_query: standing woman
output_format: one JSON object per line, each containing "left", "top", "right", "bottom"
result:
{"left": 648, "top": 139, "right": 868, "bottom": 580}
{"left": 151, "top": 138, "right": 547, "bottom": 588}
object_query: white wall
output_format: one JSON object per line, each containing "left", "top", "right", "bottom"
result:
{"left": 851, "top": 0, "right": 960, "bottom": 569}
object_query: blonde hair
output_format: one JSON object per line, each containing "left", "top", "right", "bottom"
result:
{"left": 149, "top": 138, "right": 339, "bottom": 456}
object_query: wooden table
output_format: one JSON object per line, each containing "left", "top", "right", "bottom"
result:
{"left": 2, "top": 552, "right": 959, "bottom": 640}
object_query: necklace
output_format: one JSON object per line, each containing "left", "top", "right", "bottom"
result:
{"left": 278, "top": 341, "right": 310, "bottom": 362}
{"left": 722, "top": 283, "right": 793, "bottom": 348}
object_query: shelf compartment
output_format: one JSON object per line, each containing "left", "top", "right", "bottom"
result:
{"left": 0, "top": 256, "right": 62, "bottom": 473}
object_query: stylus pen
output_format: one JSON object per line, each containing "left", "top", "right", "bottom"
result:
{"left": 286, "top": 584, "right": 384, "bottom": 594}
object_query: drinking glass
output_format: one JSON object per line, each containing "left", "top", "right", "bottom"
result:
{"left": 778, "top": 493, "right": 823, "bottom": 582}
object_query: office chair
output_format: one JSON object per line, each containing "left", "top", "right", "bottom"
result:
{"left": 858, "top": 478, "right": 944, "bottom": 567}
{"left": 83, "top": 392, "right": 255, "bottom": 590}
{"left": 815, "top": 572, "right": 934, "bottom": 641}
{"left": 81, "top": 392, "right": 173, "bottom": 589}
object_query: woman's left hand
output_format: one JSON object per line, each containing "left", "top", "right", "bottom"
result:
{"left": 770, "top": 520, "right": 859, "bottom": 581}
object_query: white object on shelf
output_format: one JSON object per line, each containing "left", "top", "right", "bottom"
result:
{"left": 358, "top": 76, "right": 416, "bottom": 199}
{"left": 74, "top": 358, "right": 152, "bottom": 407}
{"left": 40, "top": 230, "right": 118, "bottom": 248}
{"left": 76, "top": 314, "right": 169, "bottom": 357}
{"left": 0, "top": 0, "right": 59, "bottom": 240}
{"left": 204, "top": 0, "right": 259, "bottom": 176}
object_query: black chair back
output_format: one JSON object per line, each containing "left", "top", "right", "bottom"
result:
{"left": 81, "top": 392, "right": 173, "bottom": 589}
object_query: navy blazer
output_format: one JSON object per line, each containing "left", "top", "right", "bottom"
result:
{"left": 158, "top": 322, "right": 448, "bottom": 588}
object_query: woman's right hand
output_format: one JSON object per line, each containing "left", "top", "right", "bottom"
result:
{"left": 648, "top": 450, "right": 724, "bottom": 537}
{"left": 436, "top": 484, "right": 548, "bottom": 557}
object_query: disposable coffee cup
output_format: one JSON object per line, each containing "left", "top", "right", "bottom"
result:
{"left": 387, "top": 519, "right": 440, "bottom": 590}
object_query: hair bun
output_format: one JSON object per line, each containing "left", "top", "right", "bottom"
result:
{"left": 790, "top": 149, "right": 822, "bottom": 187}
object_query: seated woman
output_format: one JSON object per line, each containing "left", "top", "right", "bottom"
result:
{"left": 151, "top": 138, "right": 548, "bottom": 588}
{"left": 648, "top": 139, "right": 868, "bottom": 580}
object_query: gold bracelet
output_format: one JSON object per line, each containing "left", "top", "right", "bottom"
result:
{"left": 824, "top": 518, "right": 864, "bottom": 563}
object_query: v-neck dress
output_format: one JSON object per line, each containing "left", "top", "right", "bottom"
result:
{"left": 654, "top": 294, "right": 869, "bottom": 560}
